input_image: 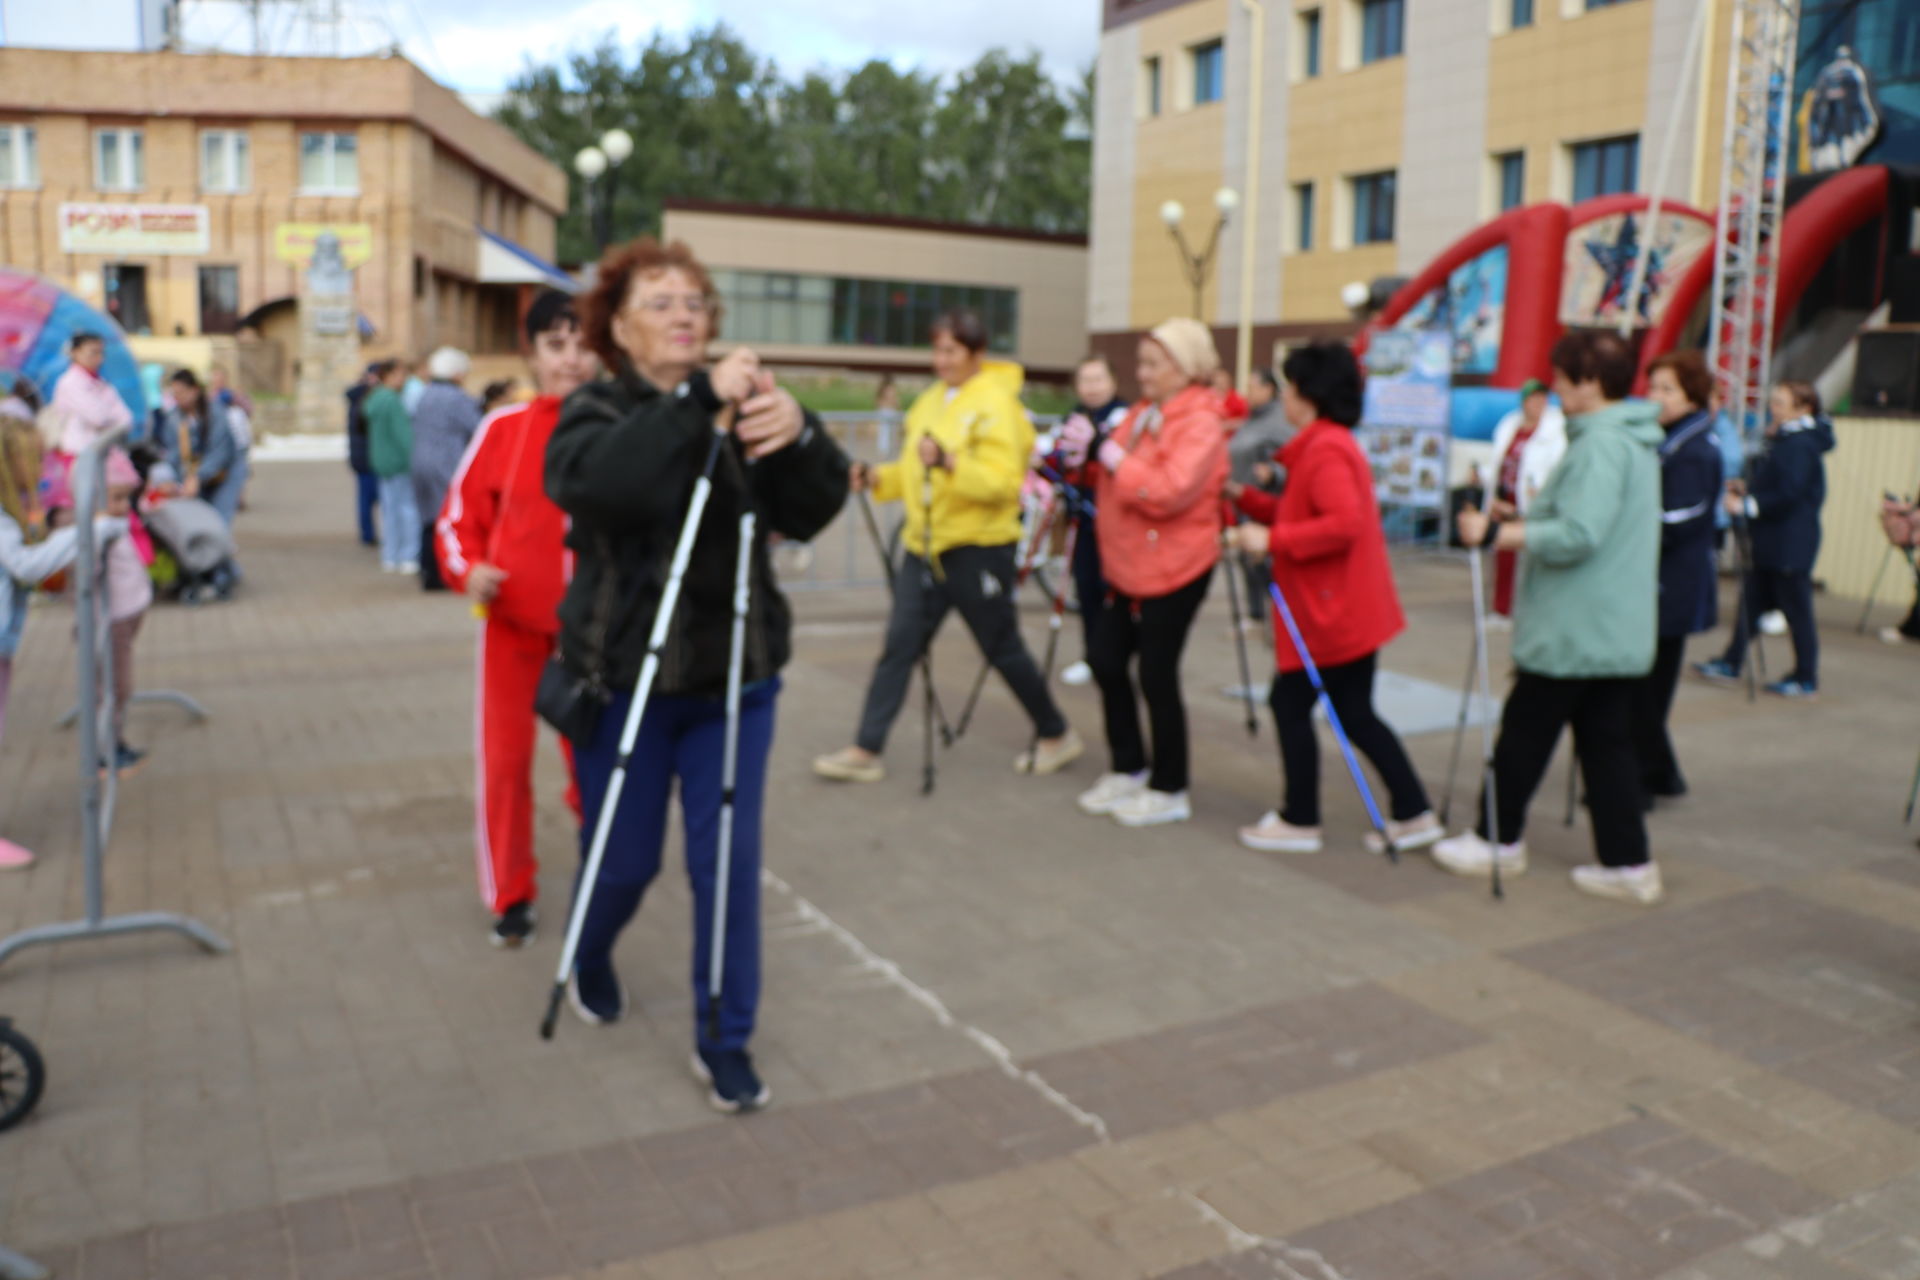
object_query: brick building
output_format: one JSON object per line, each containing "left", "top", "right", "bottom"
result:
{"left": 0, "top": 47, "right": 569, "bottom": 380}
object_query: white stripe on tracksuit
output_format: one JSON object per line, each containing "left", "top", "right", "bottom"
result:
{"left": 437, "top": 403, "right": 524, "bottom": 583}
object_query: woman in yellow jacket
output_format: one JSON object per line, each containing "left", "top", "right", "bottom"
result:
{"left": 815, "top": 310, "right": 1083, "bottom": 782}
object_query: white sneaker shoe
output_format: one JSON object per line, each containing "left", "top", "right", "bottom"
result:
{"left": 1484, "top": 614, "right": 1513, "bottom": 633}
{"left": 1571, "top": 862, "right": 1663, "bottom": 904}
{"left": 1112, "top": 789, "right": 1192, "bottom": 827}
{"left": 1362, "top": 811, "right": 1445, "bottom": 856}
{"left": 1238, "top": 811, "right": 1321, "bottom": 853}
{"left": 1061, "top": 661, "right": 1094, "bottom": 686}
{"left": 1431, "top": 831, "right": 1527, "bottom": 877}
{"left": 1077, "top": 771, "right": 1146, "bottom": 815}
{"left": 1759, "top": 609, "right": 1788, "bottom": 636}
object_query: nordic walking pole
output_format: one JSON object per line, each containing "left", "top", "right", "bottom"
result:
{"left": 1020, "top": 517, "right": 1080, "bottom": 772}
{"left": 1858, "top": 542, "right": 1895, "bottom": 635}
{"left": 706, "top": 509, "right": 754, "bottom": 1045}
{"left": 1220, "top": 510, "right": 1259, "bottom": 739}
{"left": 855, "top": 488, "right": 954, "bottom": 743}
{"left": 921, "top": 467, "right": 939, "bottom": 797}
{"left": 1466, "top": 539, "right": 1505, "bottom": 900}
{"left": 542, "top": 431, "right": 726, "bottom": 1041}
{"left": 1439, "top": 637, "right": 1477, "bottom": 828}
{"left": 1267, "top": 580, "right": 1393, "bottom": 861}
{"left": 953, "top": 487, "right": 1060, "bottom": 742}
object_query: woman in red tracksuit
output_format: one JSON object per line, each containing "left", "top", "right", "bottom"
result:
{"left": 436, "top": 290, "right": 595, "bottom": 947}
{"left": 1228, "top": 343, "right": 1439, "bottom": 857}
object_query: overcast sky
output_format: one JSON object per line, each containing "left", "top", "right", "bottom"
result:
{"left": 1, "top": 0, "right": 1098, "bottom": 94}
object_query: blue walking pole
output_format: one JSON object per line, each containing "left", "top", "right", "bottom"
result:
{"left": 1266, "top": 580, "right": 1394, "bottom": 861}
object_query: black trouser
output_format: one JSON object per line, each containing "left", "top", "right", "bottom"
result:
{"left": 1720, "top": 567, "right": 1816, "bottom": 685}
{"left": 1241, "top": 552, "right": 1272, "bottom": 621}
{"left": 419, "top": 523, "right": 447, "bottom": 592}
{"left": 1071, "top": 514, "right": 1104, "bottom": 660}
{"left": 855, "top": 545, "right": 1066, "bottom": 754}
{"left": 1271, "top": 650, "right": 1429, "bottom": 827}
{"left": 1901, "top": 564, "right": 1920, "bottom": 639}
{"left": 1629, "top": 635, "right": 1689, "bottom": 796}
{"left": 1087, "top": 570, "right": 1211, "bottom": 794}
{"left": 1476, "top": 671, "right": 1649, "bottom": 868}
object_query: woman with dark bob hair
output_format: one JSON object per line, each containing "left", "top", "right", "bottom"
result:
{"left": 545, "top": 237, "right": 850, "bottom": 1112}
{"left": 1226, "top": 342, "right": 1438, "bottom": 856}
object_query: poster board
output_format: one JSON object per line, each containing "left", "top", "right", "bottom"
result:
{"left": 1360, "top": 326, "right": 1453, "bottom": 515}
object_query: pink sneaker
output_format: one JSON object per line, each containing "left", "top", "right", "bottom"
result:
{"left": 0, "top": 839, "right": 36, "bottom": 870}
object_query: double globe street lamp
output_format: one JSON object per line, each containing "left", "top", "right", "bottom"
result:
{"left": 574, "top": 128, "right": 634, "bottom": 252}
{"left": 1160, "top": 186, "right": 1239, "bottom": 321}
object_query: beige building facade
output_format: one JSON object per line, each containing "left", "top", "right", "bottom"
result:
{"left": 1092, "top": 0, "right": 1737, "bottom": 376}
{"left": 660, "top": 201, "right": 1089, "bottom": 384}
{"left": 0, "top": 48, "right": 568, "bottom": 379}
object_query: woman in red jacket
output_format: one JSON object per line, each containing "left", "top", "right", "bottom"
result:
{"left": 1077, "top": 319, "right": 1231, "bottom": 828}
{"left": 1228, "top": 343, "right": 1438, "bottom": 855}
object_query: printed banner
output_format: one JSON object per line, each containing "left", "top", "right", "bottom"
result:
{"left": 57, "top": 204, "right": 209, "bottom": 256}
{"left": 1360, "top": 327, "right": 1452, "bottom": 510}
{"left": 274, "top": 223, "right": 374, "bottom": 270}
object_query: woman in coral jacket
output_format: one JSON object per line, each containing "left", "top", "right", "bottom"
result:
{"left": 1227, "top": 343, "right": 1439, "bottom": 856}
{"left": 1075, "top": 319, "right": 1230, "bottom": 829}
{"left": 435, "top": 290, "right": 594, "bottom": 949}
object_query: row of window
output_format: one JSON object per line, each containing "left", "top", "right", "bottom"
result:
{"left": 0, "top": 124, "right": 360, "bottom": 194}
{"left": 1285, "top": 134, "right": 1639, "bottom": 252}
{"left": 1143, "top": 0, "right": 1644, "bottom": 114}
{"left": 708, "top": 270, "right": 1019, "bottom": 353}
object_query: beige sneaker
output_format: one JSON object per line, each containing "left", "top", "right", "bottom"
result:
{"left": 1571, "top": 862, "right": 1664, "bottom": 905}
{"left": 812, "top": 747, "right": 885, "bottom": 783}
{"left": 1362, "top": 811, "right": 1444, "bottom": 856}
{"left": 1016, "top": 729, "right": 1086, "bottom": 776}
{"left": 1238, "top": 811, "right": 1322, "bottom": 854}
{"left": 1077, "top": 771, "right": 1146, "bottom": 815}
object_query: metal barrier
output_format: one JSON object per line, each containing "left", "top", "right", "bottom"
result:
{"left": 775, "top": 410, "right": 1061, "bottom": 592}
{"left": 0, "top": 428, "right": 230, "bottom": 969}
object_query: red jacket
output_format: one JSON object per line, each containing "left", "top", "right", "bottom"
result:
{"left": 1094, "top": 384, "right": 1230, "bottom": 599}
{"left": 1237, "top": 419, "right": 1403, "bottom": 672}
{"left": 436, "top": 397, "right": 569, "bottom": 635}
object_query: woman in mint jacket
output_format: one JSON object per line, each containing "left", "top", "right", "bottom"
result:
{"left": 1437, "top": 330, "right": 1666, "bottom": 905}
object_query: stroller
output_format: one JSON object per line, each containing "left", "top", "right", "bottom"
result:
{"left": 143, "top": 495, "right": 239, "bottom": 604}
{"left": 0, "top": 1017, "right": 43, "bottom": 1132}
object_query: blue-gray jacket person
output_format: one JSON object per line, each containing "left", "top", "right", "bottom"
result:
{"left": 408, "top": 348, "right": 481, "bottom": 591}
{"left": 1631, "top": 352, "right": 1723, "bottom": 803}
{"left": 1696, "top": 381, "right": 1834, "bottom": 698}
{"left": 154, "top": 370, "right": 239, "bottom": 520}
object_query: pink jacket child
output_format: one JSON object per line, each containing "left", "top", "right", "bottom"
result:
{"left": 53, "top": 361, "right": 133, "bottom": 459}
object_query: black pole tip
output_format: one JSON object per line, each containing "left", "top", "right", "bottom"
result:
{"left": 540, "top": 983, "right": 566, "bottom": 1040}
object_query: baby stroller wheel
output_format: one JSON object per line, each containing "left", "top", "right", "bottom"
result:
{"left": 0, "top": 1019, "right": 46, "bottom": 1133}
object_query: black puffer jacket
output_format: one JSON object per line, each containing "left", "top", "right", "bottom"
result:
{"left": 545, "top": 363, "right": 850, "bottom": 698}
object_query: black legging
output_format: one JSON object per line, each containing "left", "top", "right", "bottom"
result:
{"left": 1629, "top": 634, "right": 1689, "bottom": 796}
{"left": 1270, "top": 650, "right": 1429, "bottom": 827}
{"left": 1087, "top": 569, "right": 1211, "bottom": 793}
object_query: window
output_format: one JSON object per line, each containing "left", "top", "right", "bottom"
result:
{"left": 104, "top": 264, "right": 150, "bottom": 335}
{"left": 201, "top": 130, "right": 251, "bottom": 194}
{"left": 818, "top": 275, "right": 1017, "bottom": 352}
{"left": 1360, "top": 0, "right": 1405, "bottom": 63}
{"left": 1351, "top": 170, "right": 1397, "bottom": 245}
{"left": 93, "top": 128, "right": 145, "bottom": 192}
{"left": 1511, "top": 0, "right": 1535, "bottom": 26}
{"left": 299, "top": 131, "right": 360, "bottom": 194}
{"left": 1293, "top": 182, "right": 1315, "bottom": 251}
{"left": 0, "top": 125, "right": 37, "bottom": 188}
{"left": 1143, "top": 57, "right": 1163, "bottom": 116}
{"left": 1298, "top": 9, "right": 1323, "bottom": 78}
{"left": 1585, "top": 0, "right": 1633, "bottom": 8}
{"left": 1570, "top": 134, "right": 1639, "bottom": 201}
{"left": 1191, "top": 40, "right": 1225, "bottom": 105}
{"left": 1496, "top": 151, "right": 1526, "bottom": 210}
{"left": 198, "top": 265, "right": 240, "bottom": 335}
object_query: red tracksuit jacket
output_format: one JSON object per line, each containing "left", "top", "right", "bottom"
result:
{"left": 436, "top": 397, "right": 569, "bottom": 632}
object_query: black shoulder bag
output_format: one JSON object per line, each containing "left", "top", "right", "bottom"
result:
{"left": 535, "top": 536, "right": 623, "bottom": 743}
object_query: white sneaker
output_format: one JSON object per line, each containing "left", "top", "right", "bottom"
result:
{"left": 1362, "top": 811, "right": 1445, "bottom": 856}
{"left": 1238, "top": 811, "right": 1321, "bottom": 853}
{"left": 1431, "top": 831, "right": 1527, "bottom": 877}
{"left": 1759, "top": 610, "right": 1788, "bottom": 636}
{"left": 1077, "top": 771, "right": 1146, "bottom": 815}
{"left": 1112, "top": 789, "right": 1191, "bottom": 827}
{"left": 399, "top": 561, "right": 420, "bottom": 575}
{"left": 1484, "top": 614, "right": 1513, "bottom": 633}
{"left": 1880, "top": 627, "right": 1918, "bottom": 646}
{"left": 1061, "top": 661, "right": 1093, "bottom": 686}
{"left": 1571, "top": 862, "right": 1664, "bottom": 904}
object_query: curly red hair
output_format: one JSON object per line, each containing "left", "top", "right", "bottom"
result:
{"left": 579, "top": 237, "right": 724, "bottom": 369}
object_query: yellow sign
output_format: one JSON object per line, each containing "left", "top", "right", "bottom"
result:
{"left": 274, "top": 223, "right": 374, "bottom": 269}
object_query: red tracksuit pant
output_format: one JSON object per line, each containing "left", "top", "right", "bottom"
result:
{"left": 476, "top": 617, "right": 578, "bottom": 914}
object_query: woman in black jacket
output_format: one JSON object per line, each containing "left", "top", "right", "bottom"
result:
{"left": 1631, "top": 352, "right": 1723, "bottom": 802}
{"left": 545, "top": 238, "right": 849, "bottom": 1113}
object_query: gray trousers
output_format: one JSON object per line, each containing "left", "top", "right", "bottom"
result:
{"left": 856, "top": 544, "right": 1067, "bottom": 754}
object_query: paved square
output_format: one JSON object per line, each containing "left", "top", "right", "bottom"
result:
{"left": 2, "top": 459, "right": 1918, "bottom": 1278}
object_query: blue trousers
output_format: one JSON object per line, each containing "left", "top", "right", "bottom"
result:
{"left": 570, "top": 678, "right": 777, "bottom": 1052}
{"left": 354, "top": 469, "right": 379, "bottom": 545}
{"left": 377, "top": 474, "right": 418, "bottom": 569}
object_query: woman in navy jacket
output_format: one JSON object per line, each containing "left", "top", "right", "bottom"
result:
{"left": 1630, "top": 352, "right": 1722, "bottom": 802}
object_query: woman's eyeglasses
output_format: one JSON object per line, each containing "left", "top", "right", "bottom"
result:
{"left": 630, "top": 295, "right": 712, "bottom": 316}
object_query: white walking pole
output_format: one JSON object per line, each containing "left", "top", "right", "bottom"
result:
{"left": 542, "top": 431, "right": 726, "bottom": 1040}
{"left": 1467, "top": 544, "right": 1505, "bottom": 901}
{"left": 706, "top": 510, "right": 755, "bottom": 1043}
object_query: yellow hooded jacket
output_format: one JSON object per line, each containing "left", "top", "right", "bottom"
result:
{"left": 870, "top": 359, "right": 1034, "bottom": 560}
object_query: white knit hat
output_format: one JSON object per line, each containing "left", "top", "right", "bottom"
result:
{"left": 1148, "top": 318, "right": 1220, "bottom": 382}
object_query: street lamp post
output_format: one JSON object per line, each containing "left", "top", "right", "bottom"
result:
{"left": 1161, "top": 187, "right": 1238, "bottom": 321}
{"left": 573, "top": 127, "right": 633, "bottom": 253}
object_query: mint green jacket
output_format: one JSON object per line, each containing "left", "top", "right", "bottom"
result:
{"left": 1512, "top": 399, "right": 1664, "bottom": 680}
